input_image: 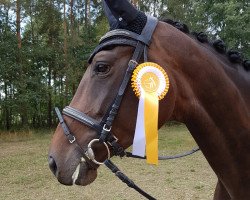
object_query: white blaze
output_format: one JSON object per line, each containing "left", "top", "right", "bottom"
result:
{"left": 72, "top": 157, "right": 86, "bottom": 185}
{"left": 72, "top": 164, "right": 80, "bottom": 185}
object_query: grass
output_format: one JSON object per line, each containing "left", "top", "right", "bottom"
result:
{"left": 0, "top": 125, "right": 217, "bottom": 200}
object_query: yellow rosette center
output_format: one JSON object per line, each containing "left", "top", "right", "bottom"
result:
{"left": 141, "top": 72, "right": 160, "bottom": 93}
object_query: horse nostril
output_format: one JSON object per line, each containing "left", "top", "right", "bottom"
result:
{"left": 48, "top": 156, "right": 57, "bottom": 176}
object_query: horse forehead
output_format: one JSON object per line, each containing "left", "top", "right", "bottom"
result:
{"left": 92, "top": 46, "right": 133, "bottom": 62}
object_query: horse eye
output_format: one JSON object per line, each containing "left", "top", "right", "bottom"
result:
{"left": 94, "top": 63, "right": 110, "bottom": 75}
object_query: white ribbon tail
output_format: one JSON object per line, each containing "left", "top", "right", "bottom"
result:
{"left": 132, "top": 92, "right": 146, "bottom": 157}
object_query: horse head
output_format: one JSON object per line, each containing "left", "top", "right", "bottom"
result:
{"left": 48, "top": 0, "right": 175, "bottom": 186}
{"left": 48, "top": 0, "right": 250, "bottom": 198}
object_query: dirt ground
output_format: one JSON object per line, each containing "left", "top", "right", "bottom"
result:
{"left": 0, "top": 125, "right": 216, "bottom": 200}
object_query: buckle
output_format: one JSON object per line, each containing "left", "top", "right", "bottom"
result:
{"left": 69, "top": 136, "right": 76, "bottom": 144}
{"left": 128, "top": 59, "right": 138, "bottom": 69}
{"left": 129, "top": 59, "right": 138, "bottom": 65}
{"left": 108, "top": 137, "right": 125, "bottom": 157}
{"left": 103, "top": 124, "right": 112, "bottom": 132}
{"left": 99, "top": 124, "right": 112, "bottom": 143}
{"left": 107, "top": 135, "right": 118, "bottom": 146}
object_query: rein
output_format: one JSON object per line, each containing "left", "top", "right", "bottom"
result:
{"left": 55, "top": 16, "right": 199, "bottom": 199}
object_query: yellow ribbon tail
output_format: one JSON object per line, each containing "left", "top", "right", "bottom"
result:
{"left": 144, "top": 92, "right": 159, "bottom": 165}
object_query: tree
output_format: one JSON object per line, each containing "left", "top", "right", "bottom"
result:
{"left": 200, "top": 0, "right": 249, "bottom": 57}
{"left": 0, "top": 0, "right": 18, "bottom": 130}
{"left": 0, "top": 0, "right": 248, "bottom": 131}
{"left": 158, "top": 0, "right": 249, "bottom": 57}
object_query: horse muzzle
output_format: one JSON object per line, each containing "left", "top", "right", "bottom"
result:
{"left": 48, "top": 154, "right": 97, "bottom": 186}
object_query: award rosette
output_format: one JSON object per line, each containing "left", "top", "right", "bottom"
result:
{"left": 131, "top": 62, "right": 170, "bottom": 165}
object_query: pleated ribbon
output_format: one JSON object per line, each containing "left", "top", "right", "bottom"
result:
{"left": 131, "top": 62, "right": 170, "bottom": 165}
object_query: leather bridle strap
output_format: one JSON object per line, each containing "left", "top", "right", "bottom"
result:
{"left": 104, "top": 160, "right": 156, "bottom": 200}
{"left": 62, "top": 41, "right": 145, "bottom": 158}
{"left": 63, "top": 106, "right": 102, "bottom": 132}
{"left": 99, "top": 41, "right": 144, "bottom": 143}
{"left": 55, "top": 107, "right": 76, "bottom": 143}
{"left": 55, "top": 107, "right": 99, "bottom": 169}
{"left": 126, "top": 147, "right": 200, "bottom": 160}
{"left": 62, "top": 106, "right": 125, "bottom": 157}
{"left": 61, "top": 16, "right": 158, "bottom": 157}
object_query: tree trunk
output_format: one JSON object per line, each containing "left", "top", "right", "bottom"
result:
{"left": 84, "top": 0, "right": 89, "bottom": 26}
{"left": 29, "top": 1, "right": 34, "bottom": 43}
{"left": 153, "top": 0, "right": 156, "bottom": 17}
{"left": 47, "top": 23, "right": 53, "bottom": 127}
{"left": 63, "top": 0, "right": 69, "bottom": 107}
{"left": 63, "top": 0, "right": 67, "bottom": 58}
{"left": 16, "top": 0, "right": 28, "bottom": 128}
{"left": 16, "top": 0, "right": 21, "bottom": 49}
{"left": 70, "top": 0, "right": 74, "bottom": 32}
{"left": 77, "top": 0, "right": 81, "bottom": 35}
{"left": 4, "top": 83, "right": 10, "bottom": 130}
{"left": 48, "top": 64, "right": 52, "bottom": 127}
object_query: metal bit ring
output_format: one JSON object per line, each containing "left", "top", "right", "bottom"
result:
{"left": 86, "top": 139, "right": 110, "bottom": 165}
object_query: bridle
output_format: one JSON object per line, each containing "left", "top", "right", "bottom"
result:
{"left": 55, "top": 16, "right": 199, "bottom": 199}
{"left": 56, "top": 15, "right": 158, "bottom": 163}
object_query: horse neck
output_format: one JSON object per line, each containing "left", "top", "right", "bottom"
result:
{"left": 151, "top": 22, "right": 250, "bottom": 196}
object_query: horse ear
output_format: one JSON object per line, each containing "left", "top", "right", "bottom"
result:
{"left": 103, "top": 0, "right": 139, "bottom": 26}
{"left": 103, "top": 1, "right": 119, "bottom": 29}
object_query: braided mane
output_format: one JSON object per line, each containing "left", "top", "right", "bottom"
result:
{"left": 161, "top": 19, "right": 250, "bottom": 72}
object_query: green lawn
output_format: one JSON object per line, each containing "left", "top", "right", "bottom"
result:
{"left": 0, "top": 125, "right": 216, "bottom": 200}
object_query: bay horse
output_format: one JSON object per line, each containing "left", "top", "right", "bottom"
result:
{"left": 48, "top": 1, "right": 250, "bottom": 199}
